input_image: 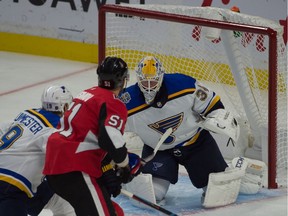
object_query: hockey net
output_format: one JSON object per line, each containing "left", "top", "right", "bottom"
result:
{"left": 98, "top": 4, "right": 287, "bottom": 188}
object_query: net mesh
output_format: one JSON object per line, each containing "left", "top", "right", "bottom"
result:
{"left": 102, "top": 4, "right": 287, "bottom": 187}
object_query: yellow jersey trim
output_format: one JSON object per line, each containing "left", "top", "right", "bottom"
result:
{"left": 0, "top": 175, "right": 33, "bottom": 198}
{"left": 27, "top": 109, "right": 54, "bottom": 128}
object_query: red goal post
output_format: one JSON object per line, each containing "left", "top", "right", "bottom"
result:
{"left": 98, "top": 4, "right": 287, "bottom": 189}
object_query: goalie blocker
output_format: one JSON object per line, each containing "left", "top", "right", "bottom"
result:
{"left": 198, "top": 109, "right": 240, "bottom": 142}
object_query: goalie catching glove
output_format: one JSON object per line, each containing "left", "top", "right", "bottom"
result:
{"left": 198, "top": 109, "right": 240, "bottom": 142}
{"left": 116, "top": 152, "right": 142, "bottom": 184}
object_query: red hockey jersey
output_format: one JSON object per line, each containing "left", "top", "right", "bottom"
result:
{"left": 43, "top": 87, "right": 128, "bottom": 178}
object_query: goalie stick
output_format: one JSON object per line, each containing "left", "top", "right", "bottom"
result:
{"left": 141, "top": 127, "right": 173, "bottom": 165}
{"left": 121, "top": 189, "right": 178, "bottom": 216}
{"left": 121, "top": 128, "right": 174, "bottom": 214}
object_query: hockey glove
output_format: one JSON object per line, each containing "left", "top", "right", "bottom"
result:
{"left": 116, "top": 152, "right": 142, "bottom": 184}
{"left": 100, "top": 164, "right": 122, "bottom": 198}
{"left": 128, "top": 152, "right": 142, "bottom": 176}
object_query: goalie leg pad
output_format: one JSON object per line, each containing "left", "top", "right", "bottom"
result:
{"left": 123, "top": 173, "right": 156, "bottom": 209}
{"left": 232, "top": 157, "right": 266, "bottom": 194}
{"left": 152, "top": 177, "right": 170, "bottom": 203}
{"left": 202, "top": 167, "right": 244, "bottom": 208}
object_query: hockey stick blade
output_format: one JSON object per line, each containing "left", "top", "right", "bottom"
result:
{"left": 121, "top": 189, "right": 178, "bottom": 216}
{"left": 142, "top": 128, "right": 173, "bottom": 164}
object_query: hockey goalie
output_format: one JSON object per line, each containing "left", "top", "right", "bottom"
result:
{"left": 121, "top": 56, "right": 267, "bottom": 209}
{"left": 124, "top": 109, "right": 266, "bottom": 208}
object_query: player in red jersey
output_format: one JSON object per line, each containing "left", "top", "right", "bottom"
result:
{"left": 43, "top": 57, "right": 141, "bottom": 216}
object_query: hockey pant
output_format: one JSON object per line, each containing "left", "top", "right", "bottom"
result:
{"left": 46, "top": 171, "right": 124, "bottom": 216}
{"left": 0, "top": 180, "right": 29, "bottom": 216}
{"left": 141, "top": 130, "right": 228, "bottom": 188}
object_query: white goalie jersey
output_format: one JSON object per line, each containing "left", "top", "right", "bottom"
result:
{"left": 121, "top": 73, "right": 226, "bottom": 151}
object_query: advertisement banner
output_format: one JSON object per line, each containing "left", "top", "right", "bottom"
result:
{"left": 0, "top": 0, "right": 286, "bottom": 44}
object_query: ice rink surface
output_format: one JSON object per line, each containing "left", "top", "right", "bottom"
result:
{"left": 0, "top": 51, "right": 287, "bottom": 216}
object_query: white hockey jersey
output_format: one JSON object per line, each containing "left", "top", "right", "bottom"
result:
{"left": 0, "top": 109, "right": 60, "bottom": 198}
{"left": 120, "top": 73, "right": 223, "bottom": 151}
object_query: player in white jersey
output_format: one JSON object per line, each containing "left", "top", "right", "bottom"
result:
{"left": 120, "top": 56, "right": 253, "bottom": 207}
{"left": 0, "top": 85, "right": 74, "bottom": 216}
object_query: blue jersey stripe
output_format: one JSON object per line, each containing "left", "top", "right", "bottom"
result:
{"left": 0, "top": 168, "right": 34, "bottom": 197}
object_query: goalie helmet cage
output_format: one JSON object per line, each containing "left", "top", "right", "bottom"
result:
{"left": 98, "top": 4, "right": 287, "bottom": 189}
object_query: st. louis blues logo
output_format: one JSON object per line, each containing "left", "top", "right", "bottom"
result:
{"left": 148, "top": 112, "right": 184, "bottom": 145}
{"left": 152, "top": 162, "right": 163, "bottom": 171}
{"left": 119, "top": 92, "right": 131, "bottom": 104}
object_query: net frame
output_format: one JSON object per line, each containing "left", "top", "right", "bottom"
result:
{"left": 98, "top": 4, "right": 287, "bottom": 189}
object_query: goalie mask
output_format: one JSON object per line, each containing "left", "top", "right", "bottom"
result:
{"left": 41, "top": 85, "right": 73, "bottom": 113}
{"left": 136, "top": 56, "right": 164, "bottom": 105}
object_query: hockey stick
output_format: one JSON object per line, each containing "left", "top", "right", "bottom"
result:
{"left": 121, "top": 189, "right": 178, "bottom": 216}
{"left": 141, "top": 127, "right": 173, "bottom": 164}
